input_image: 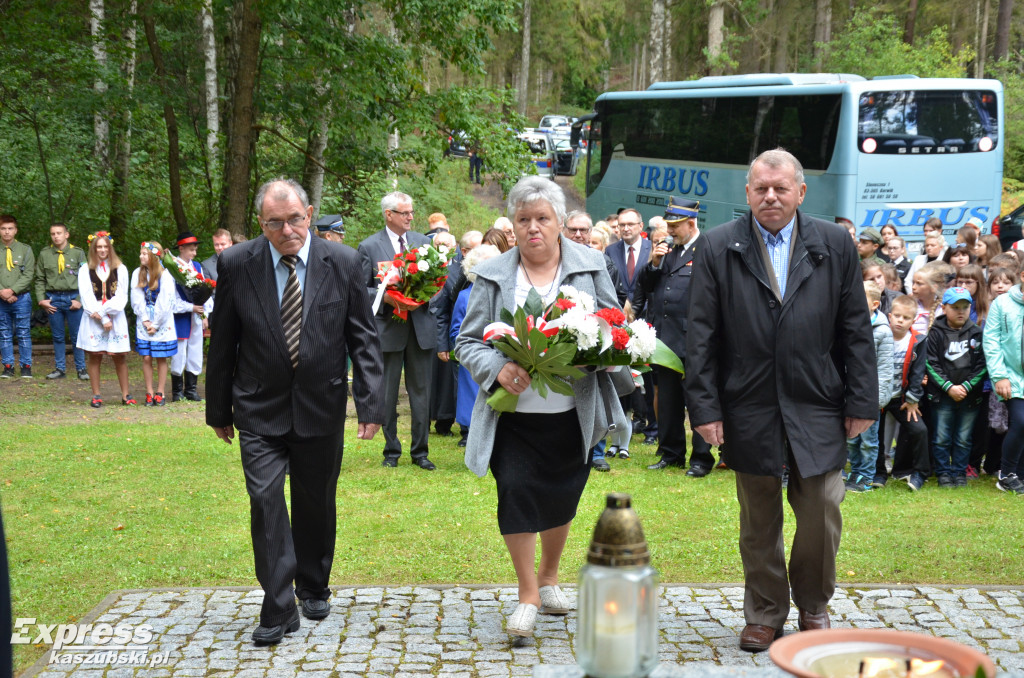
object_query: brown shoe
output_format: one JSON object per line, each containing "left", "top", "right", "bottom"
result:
{"left": 739, "top": 624, "right": 783, "bottom": 652}
{"left": 798, "top": 608, "right": 831, "bottom": 631}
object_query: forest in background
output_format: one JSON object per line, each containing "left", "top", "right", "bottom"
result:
{"left": 2, "top": 0, "right": 1024, "bottom": 253}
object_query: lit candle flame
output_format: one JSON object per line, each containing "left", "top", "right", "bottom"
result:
{"left": 604, "top": 601, "right": 619, "bottom": 615}
{"left": 860, "top": 657, "right": 904, "bottom": 678}
{"left": 909, "top": 659, "right": 947, "bottom": 676}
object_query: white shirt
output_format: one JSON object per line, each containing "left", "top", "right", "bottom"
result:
{"left": 386, "top": 226, "right": 410, "bottom": 256}
{"left": 513, "top": 266, "right": 575, "bottom": 414}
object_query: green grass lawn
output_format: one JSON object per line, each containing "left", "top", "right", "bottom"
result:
{"left": 3, "top": 371, "right": 1024, "bottom": 671}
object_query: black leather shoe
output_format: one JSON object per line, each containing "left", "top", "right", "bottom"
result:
{"left": 591, "top": 458, "right": 611, "bottom": 472}
{"left": 647, "top": 459, "right": 682, "bottom": 470}
{"left": 251, "top": 609, "right": 300, "bottom": 645}
{"left": 413, "top": 457, "right": 436, "bottom": 471}
{"left": 300, "top": 598, "right": 331, "bottom": 620}
{"left": 381, "top": 458, "right": 398, "bottom": 468}
{"left": 643, "top": 435, "right": 658, "bottom": 445}
{"left": 686, "top": 465, "right": 711, "bottom": 478}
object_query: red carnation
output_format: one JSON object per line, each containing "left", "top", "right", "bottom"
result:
{"left": 406, "top": 251, "right": 418, "bottom": 262}
{"left": 611, "top": 327, "right": 630, "bottom": 350}
{"left": 555, "top": 298, "right": 576, "bottom": 311}
{"left": 407, "top": 263, "right": 419, "bottom": 274}
{"left": 595, "top": 307, "right": 626, "bottom": 326}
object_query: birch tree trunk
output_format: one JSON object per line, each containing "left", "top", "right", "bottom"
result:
{"left": 90, "top": 0, "right": 109, "bottom": 174}
{"left": 647, "top": 0, "right": 665, "bottom": 85}
{"left": 302, "top": 77, "right": 330, "bottom": 219}
{"left": 518, "top": 0, "right": 531, "bottom": 116}
{"left": 218, "top": 0, "right": 261, "bottom": 236}
{"left": 813, "top": 0, "right": 831, "bottom": 69}
{"left": 109, "top": 0, "right": 137, "bottom": 243}
{"left": 707, "top": 1, "right": 725, "bottom": 76}
{"left": 603, "top": 37, "right": 611, "bottom": 91}
{"left": 201, "top": 0, "right": 219, "bottom": 161}
{"left": 663, "top": 0, "right": 673, "bottom": 81}
{"left": 994, "top": 0, "right": 1013, "bottom": 60}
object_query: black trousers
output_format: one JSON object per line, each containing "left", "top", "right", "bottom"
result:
{"left": 655, "top": 364, "right": 713, "bottom": 468}
{"left": 876, "top": 397, "right": 930, "bottom": 477}
{"left": 239, "top": 427, "right": 344, "bottom": 626}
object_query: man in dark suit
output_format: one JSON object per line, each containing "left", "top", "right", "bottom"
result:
{"left": 206, "top": 178, "right": 385, "bottom": 645}
{"left": 357, "top": 191, "right": 438, "bottom": 470}
{"left": 607, "top": 208, "right": 657, "bottom": 443}
{"left": 686, "top": 150, "right": 876, "bottom": 652}
{"left": 634, "top": 197, "right": 715, "bottom": 475}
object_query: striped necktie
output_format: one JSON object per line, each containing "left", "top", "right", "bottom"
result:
{"left": 398, "top": 234, "right": 406, "bottom": 253}
{"left": 280, "top": 255, "right": 302, "bottom": 369}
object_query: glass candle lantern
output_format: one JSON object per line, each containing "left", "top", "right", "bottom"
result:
{"left": 576, "top": 493, "right": 659, "bottom": 678}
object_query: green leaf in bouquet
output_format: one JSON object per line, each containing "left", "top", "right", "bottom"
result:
{"left": 522, "top": 287, "right": 546, "bottom": 318}
{"left": 651, "top": 338, "right": 685, "bottom": 374}
{"left": 486, "top": 387, "right": 519, "bottom": 412}
{"left": 499, "top": 307, "right": 514, "bottom": 325}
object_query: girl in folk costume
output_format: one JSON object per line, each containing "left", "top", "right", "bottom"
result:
{"left": 131, "top": 242, "right": 178, "bottom": 406}
{"left": 76, "top": 231, "right": 134, "bottom": 407}
{"left": 170, "top": 231, "right": 213, "bottom": 401}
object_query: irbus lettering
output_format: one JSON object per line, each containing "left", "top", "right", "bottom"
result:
{"left": 637, "top": 165, "right": 709, "bottom": 196}
{"left": 859, "top": 206, "right": 990, "bottom": 228}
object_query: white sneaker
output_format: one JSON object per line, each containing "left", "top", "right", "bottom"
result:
{"left": 539, "top": 585, "right": 570, "bottom": 614}
{"left": 507, "top": 603, "right": 537, "bottom": 636}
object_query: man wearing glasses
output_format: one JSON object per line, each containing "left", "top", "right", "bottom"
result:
{"left": 357, "top": 191, "right": 439, "bottom": 470}
{"left": 206, "top": 178, "right": 384, "bottom": 645}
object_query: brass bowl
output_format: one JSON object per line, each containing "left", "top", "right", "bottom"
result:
{"left": 769, "top": 628, "right": 996, "bottom": 678}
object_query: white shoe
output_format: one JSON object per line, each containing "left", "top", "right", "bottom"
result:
{"left": 507, "top": 603, "right": 538, "bottom": 636}
{"left": 539, "top": 585, "right": 570, "bottom": 615}
{"left": 618, "top": 449, "right": 630, "bottom": 459}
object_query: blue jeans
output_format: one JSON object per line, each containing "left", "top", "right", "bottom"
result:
{"left": 592, "top": 438, "right": 606, "bottom": 462}
{"left": 846, "top": 418, "right": 879, "bottom": 484}
{"left": 930, "top": 399, "right": 980, "bottom": 477}
{"left": 0, "top": 293, "right": 32, "bottom": 367}
{"left": 45, "top": 291, "right": 85, "bottom": 372}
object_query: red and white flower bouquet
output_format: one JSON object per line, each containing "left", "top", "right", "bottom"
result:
{"left": 372, "top": 243, "right": 455, "bottom": 320}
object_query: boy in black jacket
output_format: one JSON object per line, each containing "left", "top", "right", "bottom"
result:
{"left": 877, "top": 295, "right": 931, "bottom": 491}
{"left": 925, "top": 287, "right": 987, "bottom": 488}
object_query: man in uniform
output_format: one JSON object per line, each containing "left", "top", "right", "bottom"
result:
{"left": 35, "top": 223, "right": 88, "bottom": 379}
{"left": 0, "top": 215, "right": 35, "bottom": 379}
{"left": 635, "top": 197, "right": 715, "bottom": 475}
{"left": 315, "top": 215, "right": 346, "bottom": 244}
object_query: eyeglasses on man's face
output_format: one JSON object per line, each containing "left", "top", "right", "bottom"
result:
{"left": 262, "top": 215, "right": 307, "bottom": 231}
{"left": 389, "top": 209, "right": 415, "bottom": 219}
{"left": 565, "top": 227, "right": 591, "bottom": 235}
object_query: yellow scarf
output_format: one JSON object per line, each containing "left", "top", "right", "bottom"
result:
{"left": 57, "top": 247, "right": 65, "bottom": 274}
{"left": 5, "top": 247, "right": 11, "bottom": 272}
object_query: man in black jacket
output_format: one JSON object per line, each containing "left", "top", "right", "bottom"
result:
{"left": 634, "top": 197, "right": 714, "bottom": 475}
{"left": 686, "top": 150, "right": 877, "bottom": 653}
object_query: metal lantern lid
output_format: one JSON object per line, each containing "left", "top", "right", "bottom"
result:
{"left": 586, "top": 493, "right": 651, "bottom": 567}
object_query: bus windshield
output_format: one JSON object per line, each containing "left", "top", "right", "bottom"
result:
{"left": 858, "top": 90, "right": 998, "bottom": 154}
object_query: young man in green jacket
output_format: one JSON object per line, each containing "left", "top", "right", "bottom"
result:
{"left": 35, "top": 223, "right": 88, "bottom": 380}
{"left": 0, "top": 215, "right": 36, "bottom": 378}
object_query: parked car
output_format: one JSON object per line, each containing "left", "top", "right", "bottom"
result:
{"left": 518, "top": 131, "right": 557, "bottom": 180}
{"left": 996, "top": 205, "right": 1024, "bottom": 252}
{"left": 445, "top": 130, "right": 469, "bottom": 158}
{"left": 553, "top": 138, "right": 579, "bottom": 176}
{"left": 537, "top": 115, "right": 572, "bottom": 134}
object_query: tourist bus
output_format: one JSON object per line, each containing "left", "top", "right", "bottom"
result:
{"left": 572, "top": 74, "right": 1003, "bottom": 251}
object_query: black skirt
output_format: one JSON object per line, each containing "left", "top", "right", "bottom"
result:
{"left": 489, "top": 409, "right": 590, "bottom": 534}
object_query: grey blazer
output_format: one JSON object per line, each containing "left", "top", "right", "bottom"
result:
{"left": 454, "top": 236, "right": 627, "bottom": 477}
{"left": 357, "top": 228, "right": 436, "bottom": 352}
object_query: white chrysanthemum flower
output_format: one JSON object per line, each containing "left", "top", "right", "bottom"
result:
{"left": 437, "top": 245, "right": 450, "bottom": 257}
{"left": 418, "top": 260, "right": 430, "bottom": 272}
{"left": 626, "top": 320, "right": 657, "bottom": 361}
{"left": 560, "top": 307, "right": 600, "bottom": 350}
{"left": 558, "top": 285, "right": 594, "bottom": 312}
{"left": 418, "top": 245, "right": 430, "bottom": 256}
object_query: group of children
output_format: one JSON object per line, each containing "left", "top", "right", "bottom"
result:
{"left": 73, "top": 232, "right": 205, "bottom": 408}
{"left": 848, "top": 225, "right": 1024, "bottom": 494}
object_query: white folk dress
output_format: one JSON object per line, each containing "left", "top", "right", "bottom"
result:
{"left": 76, "top": 262, "right": 131, "bottom": 354}
{"left": 130, "top": 268, "right": 178, "bottom": 355}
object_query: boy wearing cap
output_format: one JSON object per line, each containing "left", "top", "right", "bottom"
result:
{"left": 925, "top": 286, "right": 987, "bottom": 487}
{"left": 170, "top": 231, "right": 214, "bottom": 401}
{"left": 857, "top": 228, "right": 886, "bottom": 266}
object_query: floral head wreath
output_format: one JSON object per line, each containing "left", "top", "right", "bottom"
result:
{"left": 87, "top": 231, "right": 113, "bottom": 244}
{"left": 142, "top": 242, "right": 162, "bottom": 256}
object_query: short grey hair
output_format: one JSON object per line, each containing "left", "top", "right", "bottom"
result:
{"left": 432, "top": 231, "right": 457, "bottom": 249}
{"left": 565, "top": 211, "right": 593, "bottom": 230}
{"left": 747, "top": 148, "right": 804, "bottom": 185}
{"left": 463, "top": 244, "right": 501, "bottom": 283}
{"left": 506, "top": 176, "right": 566, "bottom": 225}
{"left": 460, "top": 230, "right": 483, "bottom": 250}
{"left": 381, "top": 191, "right": 413, "bottom": 216}
{"left": 254, "top": 178, "right": 309, "bottom": 216}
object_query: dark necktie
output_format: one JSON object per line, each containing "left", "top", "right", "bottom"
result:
{"left": 627, "top": 245, "right": 636, "bottom": 280}
{"left": 398, "top": 234, "right": 406, "bottom": 253}
{"left": 280, "top": 255, "right": 302, "bottom": 369}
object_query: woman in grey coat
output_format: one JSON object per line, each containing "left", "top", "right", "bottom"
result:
{"left": 455, "top": 177, "right": 625, "bottom": 638}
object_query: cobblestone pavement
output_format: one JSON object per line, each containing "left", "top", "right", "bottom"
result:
{"left": 24, "top": 584, "right": 1024, "bottom": 677}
